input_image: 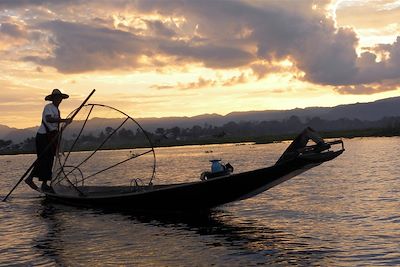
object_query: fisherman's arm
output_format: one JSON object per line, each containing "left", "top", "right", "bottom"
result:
{"left": 45, "top": 115, "right": 72, "bottom": 124}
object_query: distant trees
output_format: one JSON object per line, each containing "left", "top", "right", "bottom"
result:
{"left": 1, "top": 115, "right": 400, "bottom": 154}
{"left": 0, "top": 139, "right": 12, "bottom": 149}
{"left": 145, "top": 115, "right": 400, "bottom": 144}
{"left": 0, "top": 138, "right": 34, "bottom": 154}
{"left": 60, "top": 127, "right": 153, "bottom": 151}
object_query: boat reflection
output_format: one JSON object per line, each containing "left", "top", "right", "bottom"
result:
{"left": 34, "top": 201, "right": 333, "bottom": 266}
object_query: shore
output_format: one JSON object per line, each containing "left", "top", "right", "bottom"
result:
{"left": 1, "top": 127, "right": 399, "bottom": 156}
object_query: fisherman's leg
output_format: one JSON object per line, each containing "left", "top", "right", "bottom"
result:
{"left": 25, "top": 134, "right": 40, "bottom": 190}
{"left": 24, "top": 171, "right": 39, "bottom": 190}
{"left": 40, "top": 153, "right": 55, "bottom": 191}
{"left": 41, "top": 180, "right": 51, "bottom": 191}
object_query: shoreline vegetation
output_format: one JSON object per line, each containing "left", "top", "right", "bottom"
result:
{"left": 1, "top": 125, "right": 399, "bottom": 156}
{"left": 1, "top": 115, "right": 400, "bottom": 155}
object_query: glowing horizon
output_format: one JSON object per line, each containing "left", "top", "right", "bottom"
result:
{"left": 1, "top": 0, "right": 399, "bottom": 129}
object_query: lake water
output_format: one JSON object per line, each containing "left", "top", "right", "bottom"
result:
{"left": 1, "top": 137, "right": 399, "bottom": 266}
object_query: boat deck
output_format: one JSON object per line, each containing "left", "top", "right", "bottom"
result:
{"left": 51, "top": 184, "right": 181, "bottom": 197}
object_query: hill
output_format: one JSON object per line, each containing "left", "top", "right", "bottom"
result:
{"left": 1, "top": 96, "right": 400, "bottom": 143}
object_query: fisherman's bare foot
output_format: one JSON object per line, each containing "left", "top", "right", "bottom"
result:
{"left": 41, "top": 183, "right": 53, "bottom": 193}
{"left": 24, "top": 177, "right": 39, "bottom": 191}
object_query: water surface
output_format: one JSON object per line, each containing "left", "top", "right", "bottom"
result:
{"left": 1, "top": 138, "right": 399, "bottom": 266}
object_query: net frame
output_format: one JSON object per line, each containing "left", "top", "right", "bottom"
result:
{"left": 51, "top": 104, "right": 157, "bottom": 195}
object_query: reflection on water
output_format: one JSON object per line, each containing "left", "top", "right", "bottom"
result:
{"left": 1, "top": 138, "right": 400, "bottom": 266}
{"left": 34, "top": 202, "right": 328, "bottom": 266}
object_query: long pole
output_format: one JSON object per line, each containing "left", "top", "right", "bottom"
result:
{"left": 2, "top": 89, "right": 96, "bottom": 202}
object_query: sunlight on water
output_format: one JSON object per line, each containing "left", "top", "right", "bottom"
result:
{"left": 0, "top": 138, "right": 399, "bottom": 266}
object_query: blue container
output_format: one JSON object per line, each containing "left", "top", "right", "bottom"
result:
{"left": 210, "top": 159, "right": 224, "bottom": 173}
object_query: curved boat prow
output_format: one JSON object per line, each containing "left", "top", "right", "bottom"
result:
{"left": 276, "top": 127, "right": 345, "bottom": 165}
{"left": 234, "top": 137, "right": 344, "bottom": 202}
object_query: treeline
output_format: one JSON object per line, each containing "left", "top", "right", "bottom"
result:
{"left": 63, "top": 126, "right": 151, "bottom": 151}
{"left": 1, "top": 116, "right": 400, "bottom": 154}
{"left": 149, "top": 115, "right": 400, "bottom": 145}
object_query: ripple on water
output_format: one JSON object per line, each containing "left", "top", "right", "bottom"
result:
{"left": 1, "top": 138, "right": 400, "bottom": 265}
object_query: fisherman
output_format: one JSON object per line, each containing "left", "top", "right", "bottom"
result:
{"left": 24, "top": 89, "right": 72, "bottom": 191}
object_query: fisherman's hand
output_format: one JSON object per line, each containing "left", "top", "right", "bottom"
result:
{"left": 63, "top": 118, "right": 73, "bottom": 125}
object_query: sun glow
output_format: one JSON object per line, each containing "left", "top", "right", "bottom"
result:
{"left": 1, "top": 1, "right": 400, "bottom": 129}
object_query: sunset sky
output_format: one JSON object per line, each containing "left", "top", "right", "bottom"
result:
{"left": 1, "top": 0, "right": 400, "bottom": 128}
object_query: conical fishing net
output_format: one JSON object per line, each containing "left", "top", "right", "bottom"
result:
{"left": 51, "top": 104, "right": 156, "bottom": 196}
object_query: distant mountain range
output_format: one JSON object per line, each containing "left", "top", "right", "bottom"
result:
{"left": 1, "top": 96, "right": 400, "bottom": 143}
{"left": 0, "top": 125, "right": 36, "bottom": 144}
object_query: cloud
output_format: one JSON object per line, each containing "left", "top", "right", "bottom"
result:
{"left": 2, "top": 0, "right": 399, "bottom": 94}
{"left": 222, "top": 73, "right": 248, "bottom": 86}
{"left": 0, "top": 21, "right": 29, "bottom": 50}
{"left": 131, "top": 0, "right": 400, "bottom": 89}
{"left": 0, "top": 0, "right": 81, "bottom": 8}
{"left": 334, "top": 81, "right": 400, "bottom": 95}
{"left": 152, "top": 76, "right": 217, "bottom": 90}
{"left": 23, "top": 18, "right": 254, "bottom": 73}
{"left": 143, "top": 20, "right": 176, "bottom": 38}
{"left": 251, "top": 62, "right": 288, "bottom": 79}
{"left": 158, "top": 42, "right": 254, "bottom": 69}
{"left": 152, "top": 72, "right": 252, "bottom": 90}
{"left": 132, "top": 0, "right": 361, "bottom": 85}
{"left": 349, "top": 37, "right": 400, "bottom": 85}
{"left": 24, "top": 20, "right": 148, "bottom": 73}
{"left": 0, "top": 22, "right": 27, "bottom": 38}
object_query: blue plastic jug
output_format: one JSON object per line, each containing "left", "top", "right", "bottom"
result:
{"left": 210, "top": 159, "right": 224, "bottom": 173}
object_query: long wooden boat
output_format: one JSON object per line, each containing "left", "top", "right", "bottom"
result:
{"left": 43, "top": 140, "right": 344, "bottom": 211}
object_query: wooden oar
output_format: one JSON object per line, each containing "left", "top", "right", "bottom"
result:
{"left": 2, "top": 89, "right": 96, "bottom": 202}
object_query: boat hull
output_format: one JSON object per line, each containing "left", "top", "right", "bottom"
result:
{"left": 44, "top": 150, "right": 343, "bottom": 211}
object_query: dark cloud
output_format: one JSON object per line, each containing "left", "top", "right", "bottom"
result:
{"left": 144, "top": 20, "right": 176, "bottom": 38}
{"left": 334, "top": 83, "right": 399, "bottom": 95}
{"left": 0, "top": 22, "right": 27, "bottom": 38}
{"left": 23, "top": 18, "right": 254, "bottom": 72}
{"left": 0, "top": 21, "right": 30, "bottom": 51}
{"left": 350, "top": 37, "right": 400, "bottom": 85}
{"left": 130, "top": 0, "right": 400, "bottom": 90}
{"left": 7, "top": 0, "right": 400, "bottom": 94}
{"left": 251, "top": 63, "right": 286, "bottom": 79}
{"left": 24, "top": 20, "right": 148, "bottom": 73}
{"left": 293, "top": 27, "right": 359, "bottom": 85}
{"left": 131, "top": 0, "right": 362, "bottom": 84}
{"left": 159, "top": 42, "right": 254, "bottom": 69}
{"left": 0, "top": 0, "right": 81, "bottom": 8}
